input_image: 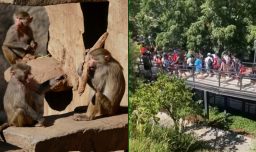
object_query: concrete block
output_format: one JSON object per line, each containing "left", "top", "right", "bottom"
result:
{"left": 2, "top": 113, "right": 128, "bottom": 152}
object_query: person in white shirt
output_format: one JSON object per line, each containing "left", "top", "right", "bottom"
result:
{"left": 205, "top": 53, "right": 213, "bottom": 75}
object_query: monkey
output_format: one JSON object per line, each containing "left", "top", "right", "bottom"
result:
{"left": 76, "top": 32, "right": 109, "bottom": 94}
{"left": 2, "top": 10, "right": 37, "bottom": 65}
{"left": 74, "top": 48, "right": 126, "bottom": 121}
{"left": 0, "top": 63, "right": 64, "bottom": 142}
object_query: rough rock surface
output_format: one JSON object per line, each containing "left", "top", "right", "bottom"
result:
{"left": 4, "top": 57, "right": 64, "bottom": 84}
{"left": 0, "top": 0, "right": 108, "bottom": 6}
{"left": 1, "top": 113, "right": 128, "bottom": 152}
{"left": 44, "top": 3, "right": 90, "bottom": 115}
{"left": 105, "top": 0, "right": 128, "bottom": 107}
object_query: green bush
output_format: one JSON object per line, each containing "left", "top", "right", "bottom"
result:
{"left": 128, "top": 32, "right": 141, "bottom": 93}
{"left": 130, "top": 74, "right": 202, "bottom": 132}
{"left": 208, "top": 106, "right": 256, "bottom": 136}
{"left": 130, "top": 124, "right": 210, "bottom": 152}
{"left": 129, "top": 74, "right": 208, "bottom": 151}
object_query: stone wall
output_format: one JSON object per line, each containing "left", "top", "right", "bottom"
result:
{"left": 105, "top": 0, "right": 128, "bottom": 106}
{"left": 44, "top": 3, "right": 87, "bottom": 115}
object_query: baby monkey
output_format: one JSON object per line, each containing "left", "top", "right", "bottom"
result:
{"left": 2, "top": 10, "right": 37, "bottom": 65}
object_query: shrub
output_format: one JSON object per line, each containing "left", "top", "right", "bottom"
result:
{"left": 130, "top": 74, "right": 202, "bottom": 132}
{"left": 129, "top": 74, "right": 208, "bottom": 151}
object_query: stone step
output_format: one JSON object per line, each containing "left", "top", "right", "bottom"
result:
{"left": 1, "top": 112, "right": 128, "bottom": 152}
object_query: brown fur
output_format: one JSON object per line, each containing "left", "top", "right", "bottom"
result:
{"left": 74, "top": 48, "right": 125, "bottom": 121}
{"left": 0, "top": 63, "right": 63, "bottom": 142}
{"left": 2, "top": 10, "right": 37, "bottom": 65}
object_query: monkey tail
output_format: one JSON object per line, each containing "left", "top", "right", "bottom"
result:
{"left": 0, "top": 123, "right": 9, "bottom": 143}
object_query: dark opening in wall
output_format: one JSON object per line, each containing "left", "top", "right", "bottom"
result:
{"left": 80, "top": 2, "right": 109, "bottom": 49}
{"left": 45, "top": 89, "right": 73, "bottom": 111}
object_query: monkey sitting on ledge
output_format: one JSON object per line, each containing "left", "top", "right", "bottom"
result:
{"left": 0, "top": 63, "right": 64, "bottom": 142}
{"left": 2, "top": 10, "right": 37, "bottom": 65}
{"left": 74, "top": 48, "right": 125, "bottom": 121}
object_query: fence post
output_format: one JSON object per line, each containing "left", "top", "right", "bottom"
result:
{"left": 204, "top": 91, "right": 209, "bottom": 119}
{"left": 192, "top": 66, "right": 195, "bottom": 83}
{"left": 218, "top": 71, "right": 221, "bottom": 87}
{"left": 240, "top": 75, "right": 243, "bottom": 91}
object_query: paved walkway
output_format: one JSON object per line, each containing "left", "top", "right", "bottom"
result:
{"left": 188, "top": 126, "right": 256, "bottom": 152}
{"left": 157, "top": 112, "right": 256, "bottom": 152}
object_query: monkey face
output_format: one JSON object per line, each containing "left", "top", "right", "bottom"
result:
{"left": 14, "top": 69, "right": 27, "bottom": 82}
{"left": 88, "top": 56, "right": 97, "bottom": 70}
{"left": 15, "top": 17, "right": 23, "bottom": 28}
{"left": 15, "top": 16, "right": 32, "bottom": 29}
{"left": 11, "top": 66, "right": 31, "bottom": 83}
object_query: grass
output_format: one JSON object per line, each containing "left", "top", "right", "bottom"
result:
{"left": 228, "top": 115, "right": 256, "bottom": 136}
{"left": 130, "top": 124, "right": 211, "bottom": 152}
{"left": 130, "top": 137, "right": 168, "bottom": 152}
{"left": 208, "top": 106, "right": 256, "bottom": 137}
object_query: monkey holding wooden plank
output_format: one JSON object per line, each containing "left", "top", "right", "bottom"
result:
{"left": 74, "top": 48, "right": 125, "bottom": 121}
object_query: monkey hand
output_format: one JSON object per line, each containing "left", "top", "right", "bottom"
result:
{"left": 22, "top": 54, "right": 36, "bottom": 63}
{"left": 95, "top": 88, "right": 101, "bottom": 96}
{"left": 25, "top": 53, "right": 36, "bottom": 59}
{"left": 77, "top": 63, "right": 84, "bottom": 76}
{"left": 78, "top": 85, "right": 85, "bottom": 96}
{"left": 49, "top": 75, "right": 66, "bottom": 91}
{"left": 24, "top": 45, "right": 33, "bottom": 51}
{"left": 30, "top": 41, "right": 38, "bottom": 50}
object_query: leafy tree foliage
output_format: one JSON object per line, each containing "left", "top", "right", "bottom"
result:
{"left": 128, "top": 32, "right": 141, "bottom": 93}
{"left": 131, "top": 0, "right": 256, "bottom": 58}
{"left": 130, "top": 74, "right": 202, "bottom": 132}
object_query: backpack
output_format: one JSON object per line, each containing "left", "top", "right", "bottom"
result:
{"left": 207, "top": 58, "right": 213, "bottom": 68}
{"left": 142, "top": 55, "right": 152, "bottom": 70}
{"left": 163, "top": 59, "right": 170, "bottom": 67}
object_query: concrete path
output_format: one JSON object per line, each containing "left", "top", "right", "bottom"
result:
{"left": 187, "top": 125, "right": 256, "bottom": 152}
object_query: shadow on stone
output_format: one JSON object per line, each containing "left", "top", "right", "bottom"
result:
{"left": 43, "top": 111, "right": 74, "bottom": 127}
{"left": 74, "top": 106, "right": 128, "bottom": 114}
{"left": 73, "top": 105, "right": 128, "bottom": 120}
{"left": 0, "top": 141, "right": 21, "bottom": 151}
{"left": 45, "top": 88, "right": 73, "bottom": 111}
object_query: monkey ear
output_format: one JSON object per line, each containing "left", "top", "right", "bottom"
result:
{"left": 105, "top": 55, "right": 110, "bottom": 62}
{"left": 10, "top": 70, "right": 15, "bottom": 76}
{"left": 29, "top": 16, "right": 33, "bottom": 23}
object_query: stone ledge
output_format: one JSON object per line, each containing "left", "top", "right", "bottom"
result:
{"left": 0, "top": 0, "right": 108, "bottom": 6}
{"left": 2, "top": 113, "right": 128, "bottom": 152}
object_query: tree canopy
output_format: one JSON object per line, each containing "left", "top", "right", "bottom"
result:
{"left": 130, "top": 0, "right": 256, "bottom": 58}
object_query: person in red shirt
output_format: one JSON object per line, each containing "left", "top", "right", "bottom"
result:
{"left": 155, "top": 55, "right": 162, "bottom": 67}
{"left": 140, "top": 44, "right": 147, "bottom": 55}
{"left": 172, "top": 50, "right": 180, "bottom": 64}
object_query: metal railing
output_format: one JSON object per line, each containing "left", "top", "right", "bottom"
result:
{"left": 136, "top": 61, "right": 256, "bottom": 94}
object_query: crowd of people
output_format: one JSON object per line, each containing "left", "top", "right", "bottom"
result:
{"left": 139, "top": 44, "right": 245, "bottom": 80}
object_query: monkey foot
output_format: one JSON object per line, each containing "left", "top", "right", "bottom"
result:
{"left": 73, "top": 113, "right": 91, "bottom": 121}
{"left": 77, "top": 87, "right": 85, "bottom": 96}
{"left": 35, "top": 123, "right": 44, "bottom": 127}
{"left": 72, "top": 84, "right": 79, "bottom": 92}
{"left": 35, "top": 118, "right": 45, "bottom": 127}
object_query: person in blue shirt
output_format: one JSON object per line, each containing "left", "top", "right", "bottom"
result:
{"left": 194, "top": 54, "right": 202, "bottom": 74}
